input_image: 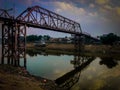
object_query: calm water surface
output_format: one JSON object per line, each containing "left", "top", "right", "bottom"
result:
{"left": 0, "top": 46, "right": 120, "bottom": 90}
{"left": 21, "top": 54, "right": 74, "bottom": 80}
{"left": 21, "top": 50, "right": 120, "bottom": 90}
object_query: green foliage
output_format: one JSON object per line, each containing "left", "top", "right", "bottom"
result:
{"left": 43, "top": 35, "right": 50, "bottom": 41}
{"left": 100, "top": 33, "right": 120, "bottom": 45}
{"left": 26, "top": 35, "right": 39, "bottom": 42}
{"left": 38, "top": 35, "right": 42, "bottom": 40}
{"left": 26, "top": 35, "right": 50, "bottom": 42}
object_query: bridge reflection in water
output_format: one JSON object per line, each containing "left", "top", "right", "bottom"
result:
{"left": 0, "top": 48, "right": 95, "bottom": 89}
{"left": 1, "top": 49, "right": 119, "bottom": 90}
{"left": 0, "top": 54, "right": 27, "bottom": 68}
{"left": 25, "top": 50, "right": 119, "bottom": 90}
{"left": 55, "top": 54, "right": 94, "bottom": 90}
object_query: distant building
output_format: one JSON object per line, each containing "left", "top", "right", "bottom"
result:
{"left": 48, "top": 37, "right": 72, "bottom": 44}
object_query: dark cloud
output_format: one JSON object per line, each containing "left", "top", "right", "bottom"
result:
{"left": 110, "top": 0, "right": 120, "bottom": 7}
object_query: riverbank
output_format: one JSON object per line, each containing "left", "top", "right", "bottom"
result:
{"left": 26, "top": 43, "right": 120, "bottom": 60}
{"left": 1, "top": 44, "right": 120, "bottom": 90}
{"left": 0, "top": 65, "right": 62, "bottom": 90}
{"left": 27, "top": 43, "right": 74, "bottom": 51}
{"left": 0, "top": 65, "right": 43, "bottom": 90}
{"left": 27, "top": 43, "right": 120, "bottom": 54}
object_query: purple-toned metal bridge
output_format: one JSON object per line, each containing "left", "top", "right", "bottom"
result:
{"left": 0, "top": 6, "right": 99, "bottom": 65}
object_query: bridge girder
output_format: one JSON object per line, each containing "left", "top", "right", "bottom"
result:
{"left": 16, "top": 6, "right": 82, "bottom": 34}
{"left": 0, "top": 9, "right": 12, "bottom": 18}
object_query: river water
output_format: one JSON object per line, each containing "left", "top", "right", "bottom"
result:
{"left": 23, "top": 50, "right": 120, "bottom": 90}
{"left": 0, "top": 46, "right": 120, "bottom": 90}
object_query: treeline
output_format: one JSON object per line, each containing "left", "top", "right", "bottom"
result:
{"left": 99, "top": 33, "right": 120, "bottom": 45}
{"left": 26, "top": 33, "right": 120, "bottom": 45}
{"left": 26, "top": 35, "right": 50, "bottom": 42}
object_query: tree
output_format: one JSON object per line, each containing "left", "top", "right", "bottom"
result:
{"left": 26, "top": 35, "right": 39, "bottom": 42}
{"left": 100, "top": 33, "right": 120, "bottom": 45}
{"left": 38, "top": 35, "right": 42, "bottom": 41}
{"left": 26, "top": 35, "right": 51, "bottom": 42}
{"left": 43, "top": 35, "right": 50, "bottom": 41}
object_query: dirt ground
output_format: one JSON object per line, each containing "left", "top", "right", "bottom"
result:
{"left": 0, "top": 65, "right": 62, "bottom": 90}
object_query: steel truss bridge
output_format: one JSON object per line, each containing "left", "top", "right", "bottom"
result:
{"left": 0, "top": 6, "right": 98, "bottom": 65}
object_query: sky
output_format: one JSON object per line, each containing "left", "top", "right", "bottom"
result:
{"left": 0, "top": 0, "right": 120, "bottom": 37}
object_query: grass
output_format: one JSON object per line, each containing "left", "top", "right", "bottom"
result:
{"left": 27, "top": 44, "right": 120, "bottom": 59}
{"left": 27, "top": 43, "right": 120, "bottom": 54}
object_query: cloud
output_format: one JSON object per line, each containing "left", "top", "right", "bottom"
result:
{"left": 54, "top": 1, "right": 101, "bottom": 24}
{"left": 104, "top": 5, "right": 112, "bottom": 10}
{"left": 54, "top": 1, "right": 111, "bottom": 36}
{"left": 95, "top": 0, "right": 109, "bottom": 5}
{"left": 54, "top": 1, "right": 91, "bottom": 24}
{"left": 55, "top": 1, "right": 86, "bottom": 16}
{"left": 116, "top": 7, "right": 120, "bottom": 16}
{"left": 18, "top": 0, "right": 42, "bottom": 6}
{"left": 88, "top": 12, "right": 98, "bottom": 17}
{"left": 98, "top": 4, "right": 120, "bottom": 23}
{"left": 89, "top": 3, "right": 95, "bottom": 8}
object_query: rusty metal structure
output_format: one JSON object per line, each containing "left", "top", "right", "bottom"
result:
{"left": 0, "top": 9, "right": 13, "bottom": 18}
{"left": 0, "top": 6, "right": 98, "bottom": 65}
{"left": 16, "top": 6, "right": 82, "bottom": 34}
{"left": 0, "top": 9, "right": 26, "bottom": 65}
{"left": 1, "top": 22, "right": 26, "bottom": 65}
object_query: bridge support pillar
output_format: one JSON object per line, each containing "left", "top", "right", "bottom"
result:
{"left": 74, "top": 35, "right": 82, "bottom": 53}
{"left": 1, "top": 22, "right": 26, "bottom": 66}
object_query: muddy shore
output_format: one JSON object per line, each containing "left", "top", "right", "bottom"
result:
{"left": 0, "top": 65, "right": 63, "bottom": 90}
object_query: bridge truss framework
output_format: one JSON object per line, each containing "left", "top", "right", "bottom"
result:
{"left": 0, "top": 6, "right": 85, "bottom": 65}
{"left": 2, "top": 22, "right": 26, "bottom": 66}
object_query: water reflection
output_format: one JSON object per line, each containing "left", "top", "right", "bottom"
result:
{"left": 99, "top": 57, "right": 118, "bottom": 68}
{"left": 0, "top": 56, "right": 27, "bottom": 68}
{"left": 26, "top": 49, "right": 48, "bottom": 56}
{"left": 25, "top": 49, "right": 120, "bottom": 90}
{"left": 55, "top": 55, "right": 95, "bottom": 90}
{"left": 1, "top": 47, "right": 120, "bottom": 90}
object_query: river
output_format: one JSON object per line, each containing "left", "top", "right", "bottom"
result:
{"left": 0, "top": 46, "right": 120, "bottom": 90}
{"left": 23, "top": 49, "right": 120, "bottom": 90}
